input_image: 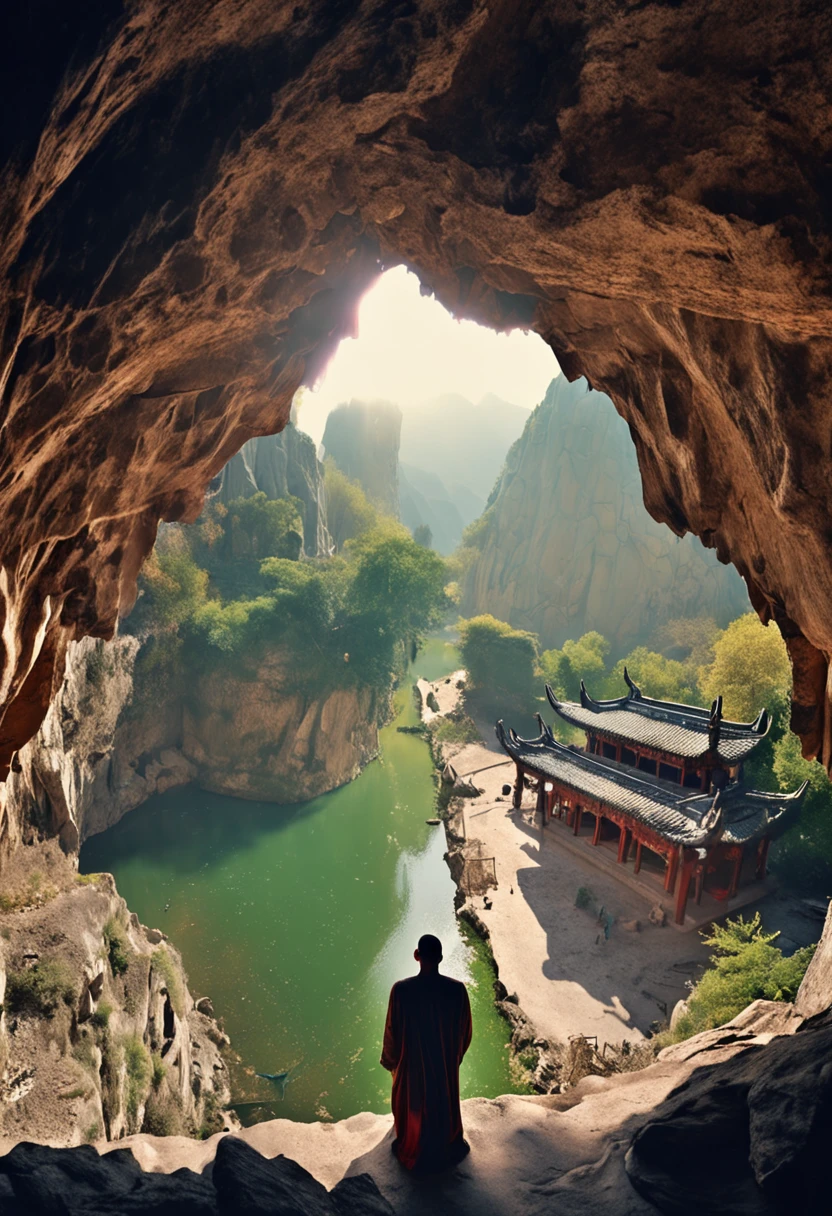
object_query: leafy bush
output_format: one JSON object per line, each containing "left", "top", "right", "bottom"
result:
{"left": 699, "top": 613, "right": 791, "bottom": 723}
{"left": 324, "top": 462, "right": 379, "bottom": 548}
{"left": 605, "top": 646, "right": 697, "bottom": 704}
{"left": 431, "top": 715, "right": 480, "bottom": 746}
{"left": 153, "top": 947, "right": 185, "bottom": 1018}
{"left": 151, "top": 1052, "right": 167, "bottom": 1090}
{"left": 5, "top": 960, "right": 75, "bottom": 1016}
{"left": 656, "top": 913, "right": 815, "bottom": 1046}
{"left": 123, "top": 1034, "right": 152, "bottom": 1124}
{"left": 103, "top": 917, "right": 131, "bottom": 977}
{"left": 538, "top": 632, "right": 610, "bottom": 700}
{"left": 91, "top": 1000, "right": 113, "bottom": 1029}
{"left": 770, "top": 730, "right": 832, "bottom": 896}
{"left": 459, "top": 615, "right": 539, "bottom": 704}
{"left": 142, "top": 1088, "right": 184, "bottom": 1137}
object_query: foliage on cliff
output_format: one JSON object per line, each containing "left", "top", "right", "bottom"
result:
{"left": 129, "top": 493, "right": 449, "bottom": 699}
{"left": 656, "top": 914, "right": 815, "bottom": 1047}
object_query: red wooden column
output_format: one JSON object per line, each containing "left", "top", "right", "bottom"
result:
{"left": 664, "top": 846, "right": 680, "bottom": 894}
{"left": 536, "top": 779, "right": 546, "bottom": 822}
{"left": 592, "top": 812, "right": 603, "bottom": 845}
{"left": 675, "top": 851, "right": 696, "bottom": 924}
{"left": 573, "top": 804, "right": 582, "bottom": 836}
{"left": 513, "top": 763, "right": 524, "bottom": 809}
{"left": 634, "top": 840, "right": 643, "bottom": 874}
{"left": 617, "top": 826, "right": 631, "bottom": 863}
{"left": 728, "top": 845, "right": 744, "bottom": 899}
{"left": 615, "top": 743, "right": 622, "bottom": 762}
{"left": 756, "top": 837, "right": 771, "bottom": 879}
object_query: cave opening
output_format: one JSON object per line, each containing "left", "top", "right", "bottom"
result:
{"left": 2, "top": 6, "right": 832, "bottom": 1204}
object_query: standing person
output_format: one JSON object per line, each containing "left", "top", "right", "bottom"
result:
{"left": 381, "top": 934, "right": 473, "bottom": 1173}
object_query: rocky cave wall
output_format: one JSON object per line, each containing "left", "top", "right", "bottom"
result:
{"left": 3, "top": 0, "right": 832, "bottom": 794}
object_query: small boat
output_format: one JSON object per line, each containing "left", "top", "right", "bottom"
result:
{"left": 426, "top": 818, "right": 441, "bottom": 825}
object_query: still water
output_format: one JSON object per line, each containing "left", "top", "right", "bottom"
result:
{"left": 80, "top": 636, "right": 520, "bottom": 1124}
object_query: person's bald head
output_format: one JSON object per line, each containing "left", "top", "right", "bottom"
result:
{"left": 415, "top": 934, "right": 443, "bottom": 971}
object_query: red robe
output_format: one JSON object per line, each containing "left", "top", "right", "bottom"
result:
{"left": 381, "top": 972, "right": 473, "bottom": 1172}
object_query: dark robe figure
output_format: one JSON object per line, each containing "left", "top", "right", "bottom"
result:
{"left": 381, "top": 934, "right": 473, "bottom": 1173}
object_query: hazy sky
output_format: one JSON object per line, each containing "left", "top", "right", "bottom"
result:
{"left": 297, "top": 266, "right": 559, "bottom": 444}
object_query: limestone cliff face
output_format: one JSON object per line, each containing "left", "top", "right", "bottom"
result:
{"left": 1, "top": 631, "right": 380, "bottom": 859}
{"left": 462, "top": 377, "right": 749, "bottom": 654}
{"left": 181, "top": 655, "right": 380, "bottom": 804}
{"left": 0, "top": 872, "right": 229, "bottom": 1146}
{"left": 321, "top": 401, "right": 402, "bottom": 521}
{"left": 217, "top": 425, "right": 331, "bottom": 557}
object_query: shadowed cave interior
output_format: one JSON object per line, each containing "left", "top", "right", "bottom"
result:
{"left": 2, "top": 2, "right": 832, "bottom": 1213}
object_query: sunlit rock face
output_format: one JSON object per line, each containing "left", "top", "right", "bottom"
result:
{"left": 461, "top": 376, "right": 749, "bottom": 654}
{"left": 3, "top": 0, "right": 832, "bottom": 776}
{"left": 322, "top": 400, "right": 402, "bottom": 522}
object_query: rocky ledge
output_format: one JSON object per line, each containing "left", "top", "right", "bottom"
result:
{"left": 0, "top": 858, "right": 230, "bottom": 1146}
{"left": 2, "top": 994, "right": 827, "bottom": 1215}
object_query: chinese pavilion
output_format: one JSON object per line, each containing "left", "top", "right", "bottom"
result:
{"left": 496, "top": 671, "right": 808, "bottom": 925}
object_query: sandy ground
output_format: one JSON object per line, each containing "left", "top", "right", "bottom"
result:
{"left": 442, "top": 731, "right": 820, "bottom": 1049}
{"left": 416, "top": 671, "right": 465, "bottom": 722}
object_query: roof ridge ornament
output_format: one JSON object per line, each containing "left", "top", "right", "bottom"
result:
{"left": 623, "top": 666, "right": 643, "bottom": 699}
{"left": 708, "top": 695, "right": 723, "bottom": 750}
{"left": 752, "top": 707, "right": 770, "bottom": 736}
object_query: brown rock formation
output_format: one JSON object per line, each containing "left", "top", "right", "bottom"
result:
{"left": 1, "top": 635, "right": 381, "bottom": 859}
{"left": 3, "top": 0, "right": 832, "bottom": 779}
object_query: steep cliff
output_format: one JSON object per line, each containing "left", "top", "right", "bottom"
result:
{"left": 462, "top": 377, "right": 749, "bottom": 654}
{"left": 217, "top": 425, "right": 331, "bottom": 558}
{"left": 321, "top": 401, "right": 402, "bottom": 520}
{"left": 1, "top": 631, "right": 381, "bottom": 858}
{"left": 0, "top": 867, "right": 229, "bottom": 1146}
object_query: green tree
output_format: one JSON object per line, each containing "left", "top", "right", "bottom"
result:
{"left": 412, "top": 524, "right": 433, "bottom": 549}
{"left": 607, "top": 646, "right": 698, "bottom": 704}
{"left": 651, "top": 616, "right": 720, "bottom": 670}
{"left": 770, "top": 730, "right": 832, "bottom": 896}
{"left": 348, "top": 529, "right": 447, "bottom": 640}
{"left": 459, "top": 615, "right": 539, "bottom": 704}
{"left": 699, "top": 613, "right": 791, "bottom": 722}
{"left": 224, "top": 492, "right": 304, "bottom": 562}
{"left": 659, "top": 913, "right": 815, "bottom": 1045}
{"left": 538, "top": 632, "right": 610, "bottom": 700}
{"left": 324, "top": 461, "right": 379, "bottom": 548}
{"left": 140, "top": 551, "right": 209, "bottom": 631}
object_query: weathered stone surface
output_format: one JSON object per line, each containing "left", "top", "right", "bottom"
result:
{"left": 627, "top": 1013, "right": 832, "bottom": 1216}
{"left": 218, "top": 425, "right": 332, "bottom": 558}
{"left": 212, "top": 1136, "right": 334, "bottom": 1216}
{"left": 462, "top": 376, "right": 748, "bottom": 652}
{"left": 329, "top": 1174, "right": 394, "bottom": 1216}
{"left": 0, "top": 877, "right": 229, "bottom": 1146}
{"left": 1, "top": 631, "right": 380, "bottom": 858}
{"left": 322, "top": 401, "right": 402, "bottom": 525}
{"left": 5, "top": 2, "right": 832, "bottom": 772}
{"left": 0, "top": 1143, "right": 218, "bottom": 1214}
{"left": 795, "top": 900, "right": 832, "bottom": 1018}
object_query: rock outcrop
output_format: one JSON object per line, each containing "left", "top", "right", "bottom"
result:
{"left": 217, "top": 425, "right": 331, "bottom": 558}
{"left": 321, "top": 401, "right": 402, "bottom": 521}
{"left": 1, "top": 979, "right": 828, "bottom": 1215}
{"left": 0, "top": 870, "right": 229, "bottom": 1146}
{"left": 1, "top": 634, "right": 380, "bottom": 857}
{"left": 462, "top": 376, "right": 749, "bottom": 653}
{"left": 4, "top": 2, "right": 832, "bottom": 771}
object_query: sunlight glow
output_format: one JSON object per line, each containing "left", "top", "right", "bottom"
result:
{"left": 298, "top": 266, "right": 559, "bottom": 443}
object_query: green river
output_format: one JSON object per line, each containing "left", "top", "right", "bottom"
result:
{"left": 80, "top": 637, "right": 521, "bottom": 1125}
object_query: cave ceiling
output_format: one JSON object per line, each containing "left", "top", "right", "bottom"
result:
{"left": 2, "top": 0, "right": 832, "bottom": 777}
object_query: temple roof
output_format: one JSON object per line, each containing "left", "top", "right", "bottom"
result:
{"left": 496, "top": 717, "right": 807, "bottom": 849}
{"left": 546, "top": 671, "right": 769, "bottom": 765}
